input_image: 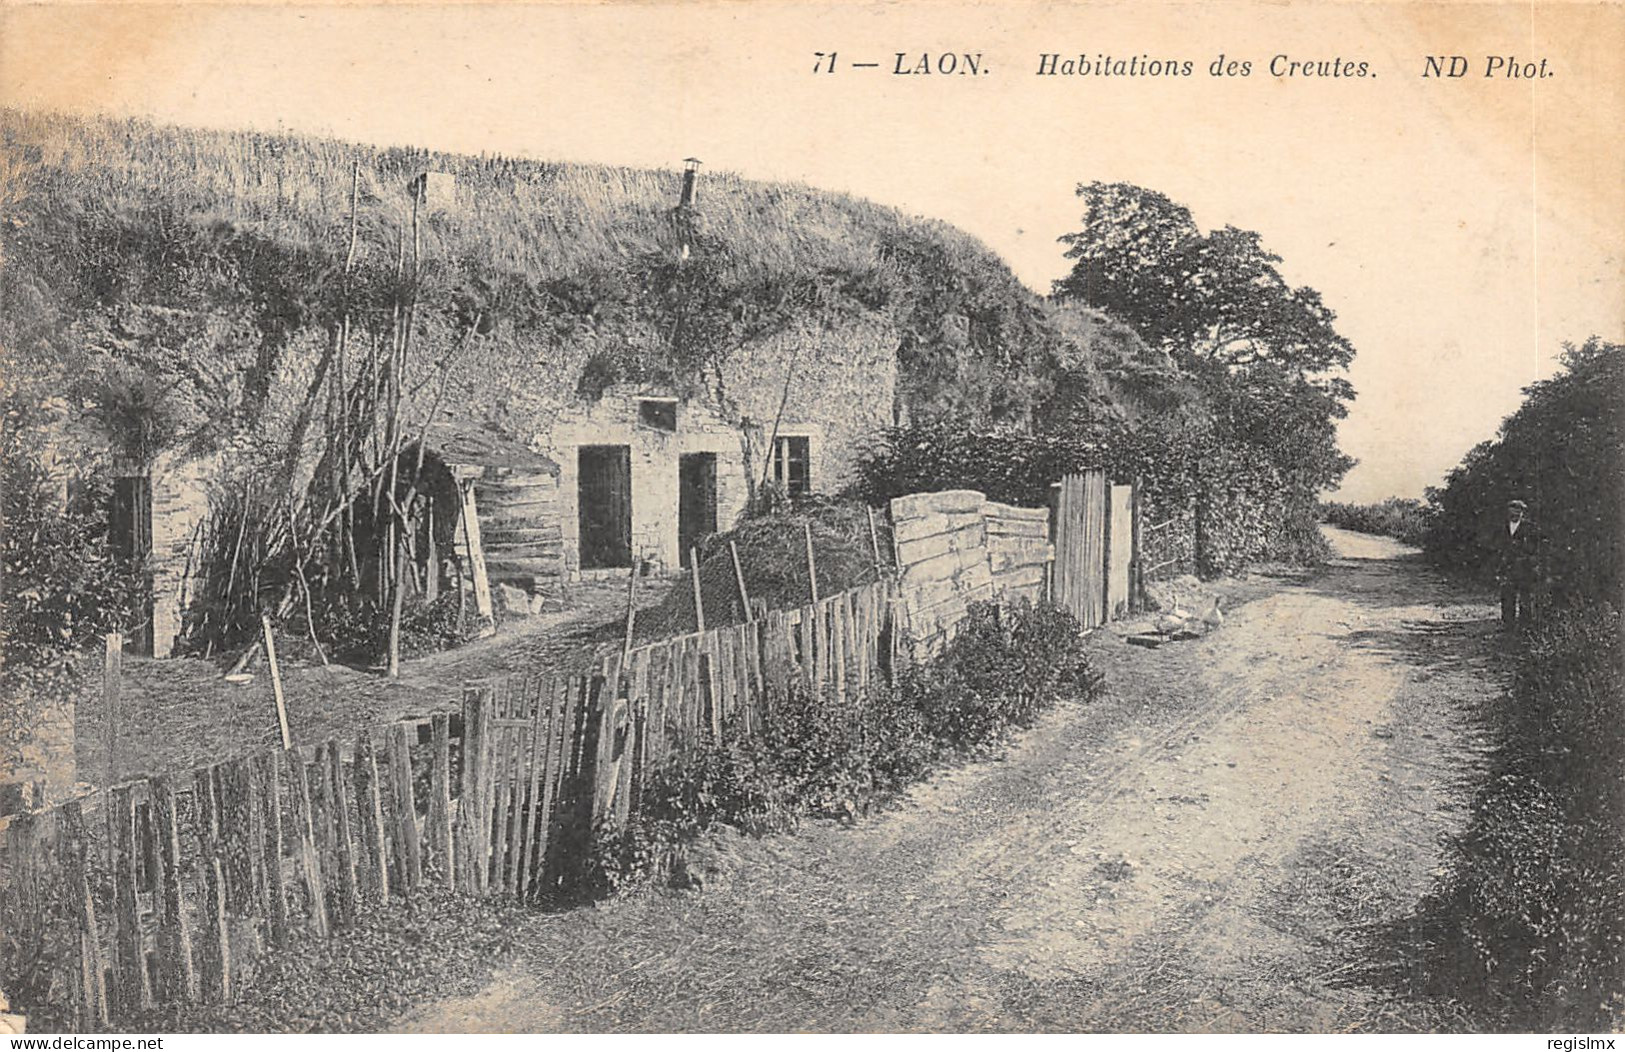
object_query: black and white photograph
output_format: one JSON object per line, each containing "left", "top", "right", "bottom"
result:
{"left": 0, "top": 0, "right": 1620, "bottom": 1039}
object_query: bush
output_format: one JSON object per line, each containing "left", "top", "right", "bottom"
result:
{"left": 1320, "top": 497, "right": 1433, "bottom": 547}
{"left": 851, "top": 422, "right": 1099, "bottom": 509}
{"left": 585, "top": 598, "right": 1100, "bottom": 895}
{"left": 631, "top": 496, "right": 893, "bottom": 643}
{"left": 1388, "top": 604, "right": 1625, "bottom": 1030}
{"left": 1, "top": 445, "right": 146, "bottom": 756}
{"left": 310, "top": 592, "right": 482, "bottom": 667}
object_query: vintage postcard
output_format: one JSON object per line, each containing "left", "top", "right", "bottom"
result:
{"left": 0, "top": 0, "right": 1621, "bottom": 1039}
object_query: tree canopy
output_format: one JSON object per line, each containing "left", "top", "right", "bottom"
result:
{"left": 1053, "top": 182, "right": 1356, "bottom": 386}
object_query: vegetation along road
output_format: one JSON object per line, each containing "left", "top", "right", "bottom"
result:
{"left": 404, "top": 527, "right": 1503, "bottom": 1032}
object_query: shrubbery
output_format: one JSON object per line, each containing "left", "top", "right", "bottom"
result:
{"left": 1320, "top": 498, "right": 1433, "bottom": 547}
{"left": 1384, "top": 337, "right": 1625, "bottom": 1029}
{"left": 309, "top": 593, "right": 483, "bottom": 667}
{"left": 585, "top": 598, "right": 1100, "bottom": 896}
{"left": 1, "top": 429, "right": 146, "bottom": 755}
{"left": 1423, "top": 338, "right": 1623, "bottom": 604}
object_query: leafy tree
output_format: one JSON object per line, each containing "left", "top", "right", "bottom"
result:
{"left": 1425, "top": 337, "right": 1624, "bottom": 604}
{"left": 1053, "top": 182, "right": 1355, "bottom": 383}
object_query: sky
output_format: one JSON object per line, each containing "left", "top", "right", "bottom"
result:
{"left": 2, "top": 0, "right": 1621, "bottom": 502}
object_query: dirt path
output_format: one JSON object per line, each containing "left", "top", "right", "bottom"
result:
{"left": 403, "top": 528, "right": 1505, "bottom": 1033}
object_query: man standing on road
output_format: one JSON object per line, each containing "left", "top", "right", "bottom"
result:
{"left": 1495, "top": 498, "right": 1540, "bottom": 629}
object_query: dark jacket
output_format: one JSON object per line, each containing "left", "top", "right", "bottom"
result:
{"left": 1494, "top": 518, "right": 1541, "bottom": 584}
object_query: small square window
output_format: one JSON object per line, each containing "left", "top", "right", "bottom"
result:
{"left": 638, "top": 398, "right": 678, "bottom": 432}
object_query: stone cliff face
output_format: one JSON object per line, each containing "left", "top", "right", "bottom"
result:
{"left": 3, "top": 109, "right": 1125, "bottom": 643}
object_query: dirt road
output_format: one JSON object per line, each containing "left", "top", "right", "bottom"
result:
{"left": 404, "top": 528, "right": 1504, "bottom": 1033}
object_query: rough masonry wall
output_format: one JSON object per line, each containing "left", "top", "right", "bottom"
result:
{"left": 143, "top": 453, "right": 215, "bottom": 658}
{"left": 719, "top": 316, "right": 900, "bottom": 490}
{"left": 541, "top": 388, "right": 751, "bottom": 575}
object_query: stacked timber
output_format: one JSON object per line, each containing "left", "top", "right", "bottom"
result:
{"left": 982, "top": 500, "right": 1051, "bottom": 601}
{"left": 476, "top": 469, "right": 564, "bottom": 599}
{"left": 890, "top": 489, "right": 996, "bottom": 648}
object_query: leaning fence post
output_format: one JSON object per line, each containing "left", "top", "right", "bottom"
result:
{"left": 729, "top": 541, "right": 753, "bottom": 622}
{"left": 262, "top": 616, "right": 292, "bottom": 750}
{"left": 103, "top": 633, "right": 121, "bottom": 793}
{"left": 804, "top": 523, "right": 820, "bottom": 605}
{"left": 866, "top": 507, "right": 885, "bottom": 580}
{"left": 110, "top": 785, "right": 151, "bottom": 1012}
{"left": 689, "top": 548, "right": 706, "bottom": 634}
{"left": 59, "top": 802, "right": 111, "bottom": 1024}
{"left": 429, "top": 714, "right": 455, "bottom": 889}
{"left": 149, "top": 779, "right": 197, "bottom": 1001}
{"left": 192, "top": 767, "right": 231, "bottom": 1004}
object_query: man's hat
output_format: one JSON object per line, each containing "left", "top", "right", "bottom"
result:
{"left": 1507, "top": 499, "right": 1528, "bottom": 511}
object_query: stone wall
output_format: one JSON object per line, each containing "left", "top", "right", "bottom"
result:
{"left": 541, "top": 387, "right": 754, "bottom": 575}
{"left": 149, "top": 454, "right": 214, "bottom": 657}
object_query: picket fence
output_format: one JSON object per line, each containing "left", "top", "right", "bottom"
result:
{"left": 0, "top": 578, "right": 900, "bottom": 1027}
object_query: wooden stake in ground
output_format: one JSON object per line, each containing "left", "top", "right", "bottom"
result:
{"left": 262, "top": 616, "right": 291, "bottom": 750}
{"left": 620, "top": 561, "right": 639, "bottom": 667}
{"left": 729, "top": 540, "right": 753, "bottom": 621}
{"left": 804, "top": 523, "right": 820, "bottom": 605}
{"left": 102, "top": 633, "right": 121, "bottom": 790}
{"left": 689, "top": 548, "right": 706, "bottom": 634}
{"left": 866, "top": 507, "right": 885, "bottom": 579}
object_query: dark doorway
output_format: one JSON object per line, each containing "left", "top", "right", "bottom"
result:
{"left": 578, "top": 445, "right": 633, "bottom": 569}
{"left": 110, "top": 476, "right": 155, "bottom": 655}
{"left": 678, "top": 453, "right": 718, "bottom": 568}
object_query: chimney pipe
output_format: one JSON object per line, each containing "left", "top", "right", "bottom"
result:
{"left": 680, "top": 157, "right": 702, "bottom": 208}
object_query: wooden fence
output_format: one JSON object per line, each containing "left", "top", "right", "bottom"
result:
{"left": 1052, "top": 471, "right": 1146, "bottom": 627}
{"left": 0, "top": 578, "right": 899, "bottom": 1028}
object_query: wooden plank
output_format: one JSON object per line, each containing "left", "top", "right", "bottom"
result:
{"left": 217, "top": 760, "right": 251, "bottom": 917}
{"left": 497, "top": 717, "right": 525, "bottom": 894}
{"left": 744, "top": 620, "right": 765, "bottom": 723}
{"left": 192, "top": 767, "right": 231, "bottom": 1003}
{"left": 831, "top": 593, "right": 848, "bottom": 705}
{"left": 136, "top": 800, "right": 159, "bottom": 904}
{"left": 715, "top": 629, "right": 736, "bottom": 727}
{"left": 595, "top": 655, "right": 624, "bottom": 823}
{"left": 103, "top": 633, "right": 121, "bottom": 792}
{"left": 889, "top": 489, "right": 983, "bottom": 520}
{"left": 325, "top": 740, "right": 361, "bottom": 928}
{"left": 429, "top": 713, "right": 454, "bottom": 889}
{"left": 668, "top": 637, "right": 689, "bottom": 740}
{"left": 462, "top": 682, "right": 495, "bottom": 894}
{"left": 646, "top": 647, "right": 672, "bottom": 760}
{"left": 515, "top": 679, "right": 550, "bottom": 900}
{"left": 256, "top": 753, "right": 289, "bottom": 949}
{"left": 625, "top": 695, "right": 648, "bottom": 824}
{"left": 386, "top": 723, "right": 423, "bottom": 894}
{"left": 282, "top": 748, "right": 327, "bottom": 936}
{"left": 894, "top": 528, "right": 959, "bottom": 567}
{"left": 458, "top": 480, "right": 496, "bottom": 634}
{"left": 59, "top": 801, "right": 111, "bottom": 1023}
{"left": 532, "top": 677, "right": 572, "bottom": 899}
{"left": 353, "top": 734, "right": 390, "bottom": 903}
{"left": 243, "top": 756, "right": 270, "bottom": 944}
{"left": 110, "top": 785, "right": 151, "bottom": 1011}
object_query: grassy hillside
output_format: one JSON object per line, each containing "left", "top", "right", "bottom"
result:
{"left": 0, "top": 108, "right": 1146, "bottom": 457}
